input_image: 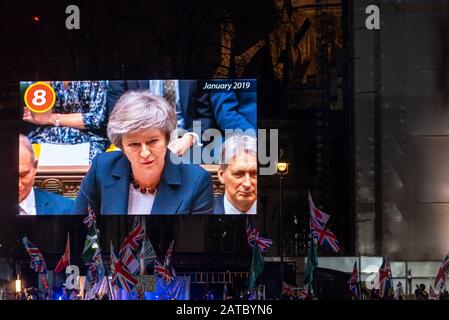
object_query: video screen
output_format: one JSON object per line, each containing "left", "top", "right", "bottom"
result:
{"left": 19, "top": 79, "right": 257, "bottom": 216}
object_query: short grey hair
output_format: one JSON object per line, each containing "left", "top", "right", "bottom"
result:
{"left": 107, "top": 91, "right": 177, "bottom": 149}
{"left": 19, "top": 134, "right": 37, "bottom": 166}
{"left": 219, "top": 134, "right": 257, "bottom": 170}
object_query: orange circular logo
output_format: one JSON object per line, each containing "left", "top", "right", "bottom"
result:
{"left": 24, "top": 82, "right": 56, "bottom": 113}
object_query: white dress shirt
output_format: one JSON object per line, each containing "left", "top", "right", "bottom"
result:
{"left": 224, "top": 194, "right": 257, "bottom": 215}
{"left": 127, "top": 184, "right": 156, "bottom": 215}
{"left": 19, "top": 188, "right": 36, "bottom": 216}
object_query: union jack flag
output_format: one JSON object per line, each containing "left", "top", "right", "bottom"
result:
{"left": 119, "top": 224, "right": 145, "bottom": 257}
{"left": 378, "top": 256, "right": 393, "bottom": 299}
{"left": 110, "top": 243, "right": 138, "bottom": 293}
{"left": 308, "top": 193, "right": 340, "bottom": 253}
{"left": 296, "top": 286, "right": 308, "bottom": 300}
{"left": 429, "top": 284, "right": 438, "bottom": 300}
{"left": 348, "top": 260, "right": 361, "bottom": 299}
{"left": 246, "top": 219, "right": 273, "bottom": 252}
{"left": 22, "top": 237, "right": 47, "bottom": 274}
{"left": 154, "top": 260, "right": 174, "bottom": 284}
{"left": 164, "top": 240, "right": 175, "bottom": 267}
{"left": 434, "top": 252, "right": 449, "bottom": 290}
{"left": 282, "top": 282, "right": 296, "bottom": 297}
{"left": 310, "top": 219, "right": 340, "bottom": 253}
{"left": 121, "top": 246, "right": 140, "bottom": 275}
{"left": 434, "top": 267, "right": 447, "bottom": 290}
{"left": 308, "top": 192, "right": 330, "bottom": 225}
{"left": 83, "top": 206, "right": 96, "bottom": 228}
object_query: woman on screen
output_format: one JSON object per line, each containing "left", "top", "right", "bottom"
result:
{"left": 72, "top": 91, "right": 214, "bottom": 215}
{"left": 23, "top": 81, "right": 109, "bottom": 162}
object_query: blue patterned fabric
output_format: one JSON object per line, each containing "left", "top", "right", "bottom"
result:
{"left": 27, "top": 81, "right": 109, "bottom": 162}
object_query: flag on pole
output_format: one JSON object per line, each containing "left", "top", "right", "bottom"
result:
{"left": 429, "top": 284, "right": 438, "bottom": 300}
{"left": 434, "top": 252, "right": 449, "bottom": 290}
{"left": 245, "top": 219, "right": 273, "bottom": 252}
{"left": 308, "top": 192, "right": 330, "bottom": 225}
{"left": 55, "top": 232, "right": 70, "bottom": 273}
{"left": 154, "top": 260, "right": 174, "bottom": 284}
{"left": 119, "top": 224, "right": 146, "bottom": 257}
{"left": 121, "top": 247, "right": 140, "bottom": 275}
{"left": 282, "top": 282, "right": 296, "bottom": 297}
{"left": 22, "top": 236, "right": 48, "bottom": 288}
{"left": 110, "top": 242, "right": 138, "bottom": 293}
{"left": 83, "top": 207, "right": 96, "bottom": 227}
{"left": 296, "top": 286, "right": 308, "bottom": 300}
{"left": 248, "top": 245, "right": 264, "bottom": 290}
{"left": 378, "top": 256, "right": 393, "bottom": 299}
{"left": 22, "top": 236, "right": 47, "bottom": 274}
{"left": 304, "top": 239, "right": 318, "bottom": 287}
{"left": 308, "top": 193, "right": 340, "bottom": 253}
{"left": 348, "top": 260, "right": 361, "bottom": 299}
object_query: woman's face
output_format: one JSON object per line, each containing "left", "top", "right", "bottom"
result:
{"left": 122, "top": 129, "right": 167, "bottom": 175}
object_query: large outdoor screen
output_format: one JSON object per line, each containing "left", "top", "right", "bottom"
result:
{"left": 19, "top": 79, "right": 257, "bottom": 216}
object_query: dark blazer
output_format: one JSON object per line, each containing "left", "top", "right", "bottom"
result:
{"left": 106, "top": 80, "right": 213, "bottom": 132}
{"left": 213, "top": 194, "right": 225, "bottom": 215}
{"left": 34, "top": 188, "right": 74, "bottom": 215}
{"left": 210, "top": 89, "right": 257, "bottom": 132}
{"left": 72, "top": 151, "right": 214, "bottom": 215}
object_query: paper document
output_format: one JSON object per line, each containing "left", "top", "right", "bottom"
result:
{"left": 38, "top": 143, "right": 90, "bottom": 166}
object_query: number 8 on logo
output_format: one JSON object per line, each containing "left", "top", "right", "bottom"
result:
{"left": 24, "top": 82, "right": 56, "bottom": 113}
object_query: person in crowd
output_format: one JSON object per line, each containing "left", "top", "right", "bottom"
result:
{"left": 439, "top": 288, "right": 449, "bottom": 300}
{"left": 72, "top": 91, "right": 214, "bottom": 215}
{"left": 23, "top": 81, "right": 109, "bottom": 162}
{"left": 214, "top": 134, "right": 257, "bottom": 215}
{"left": 414, "top": 283, "right": 429, "bottom": 300}
{"left": 19, "top": 134, "right": 73, "bottom": 215}
{"left": 107, "top": 80, "right": 213, "bottom": 157}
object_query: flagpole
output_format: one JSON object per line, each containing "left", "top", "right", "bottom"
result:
{"left": 279, "top": 174, "right": 284, "bottom": 299}
{"left": 312, "top": 238, "right": 317, "bottom": 298}
{"left": 140, "top": 216, "right": 146, "bottom": 300}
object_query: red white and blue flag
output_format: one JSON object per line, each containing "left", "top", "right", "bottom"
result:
{"left": 119, "top": 224, "right": 146, "bottom": 257}
{"left": 429, "top": 284, "right": 438, "bottom": 300}
{"left": 55, "top": 232, "right": 70, "bottom": 273}
{"left": 22, "top": 236, "right": 49, "bottom": 288}
{"left": 22, "top": 236, "right": 47, "bottom": 274}
{"left": 308, "top": 193, "right": 340, "bottom": 253}
{"left": 348, "top": 260, "right": 361, "bottom": 299}
{"left": 282, "top": 282, "right": 296, "bottom": 297}
{"left": 121, "top": 246, "right": 140, "bottom": 275}
{"left": 110, "top": 243, "right": 138, "bottom": 293}
{"left": 83, "top": 206, "right": 97, "bottom": 227}
{"left": 296, "top": 286, "right": 308, "bottom": 300}
{"left": 434, "top": 252, "right": 449, "bottom": 290}
{"left": 378, "top": 256, "right": 393, "bottom": 299}
{"left": 308, "top": 192, "right": 330, "bottom": 225}
{"left": 154, "top": 260, "right": 174, "bottom": 284}
{"left": 310, "top": 219, "right": 340, "bottom": 253}
{"left": 246, "top": 219, "right": 273, "bottom": 252}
